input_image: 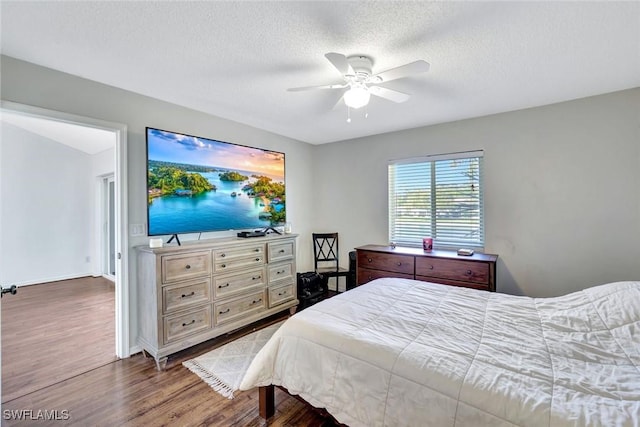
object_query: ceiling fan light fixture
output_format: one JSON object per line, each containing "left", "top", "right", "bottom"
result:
{"left": 343, "top": 86, "right": 370, "bottom": 109}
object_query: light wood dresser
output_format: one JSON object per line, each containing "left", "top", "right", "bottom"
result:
{"left": 356, "top": 244, "right": 498, "bottom": 292}
{"left": 137, "top": 234, "right": 298, "bottom": 369}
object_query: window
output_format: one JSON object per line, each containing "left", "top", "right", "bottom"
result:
{"left": 388, "top": 151, "right": 484, "bottom": 249}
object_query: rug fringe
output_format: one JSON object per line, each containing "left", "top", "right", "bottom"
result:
{"left": 183, "top": 359, "right": 236, "bottom": 399}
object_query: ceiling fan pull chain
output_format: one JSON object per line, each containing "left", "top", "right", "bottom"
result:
{"left": 346, "top": 107, "right": 351, "bottom": 123}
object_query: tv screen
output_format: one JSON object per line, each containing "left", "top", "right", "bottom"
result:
{"left": 146, "top": 127, "right": 286, "bottom": 236}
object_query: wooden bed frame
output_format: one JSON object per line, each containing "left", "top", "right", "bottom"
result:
{"left": 258, "top": 386, "right": 275, "bottom": 419}
{"left": 258, "top": 385, "right": 346, "bottom": 425}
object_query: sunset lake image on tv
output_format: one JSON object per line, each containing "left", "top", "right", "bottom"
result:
{"left": 146, "top": 128, "right": 285, "bottom": 235}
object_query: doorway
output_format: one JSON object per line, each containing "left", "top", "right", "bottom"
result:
{"left": 0, "top": 102, "right": 129, "bottom": 379}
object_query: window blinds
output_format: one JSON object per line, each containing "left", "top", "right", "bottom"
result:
{"left": 388, "top": 151, "right": 484, "bottom": 249}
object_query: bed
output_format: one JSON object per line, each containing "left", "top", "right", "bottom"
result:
{"left": 239, "top": 277, "right": 640, "bottom": 426}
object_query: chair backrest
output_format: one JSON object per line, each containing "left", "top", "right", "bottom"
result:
{"left": 348, "top": 251, "right": 356, "bottom": 273}
{"left": 312, "top": 233, "right": 340, "bottom": 271}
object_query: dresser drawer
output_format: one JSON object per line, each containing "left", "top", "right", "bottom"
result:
{"left": 213, "top": 267, "right": 266, "bottom": 299}
{"left": 214, "top": 290, "right": 266, "bottom": 325}
{"left": 163, "top": 306, "right": 212, "bottom": 344}
{"left": 214, "top": 244, "right": 264, "bottom": 264}
{"left": 214, "top": 253, "right": 264, "bottom": 272}
{"left": 268, "top": 261, "right": 294, "bottom": 285}
{"left": 415, "top": 257, "right": 489, "bottom": 285}
{"left": 357, "top": 267, "right": 414, "bottom": 285}
{"left": 162, "top": 278, "right": 211, "bottom": 314}
{"left": 268, "top": 283, "right": 295, "bottom": 307}
{"left": 161, "top": 251, "right": 211, "bottom": 283}
{"left": 358, "top": 250, "right": 414, "bottom": 275}
{"left": 268, "top": 240, "right": 294, "bottom": 263}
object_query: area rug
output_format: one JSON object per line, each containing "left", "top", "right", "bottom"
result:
{"left": 183, "top": 321, "right": 284, "bottom": 399}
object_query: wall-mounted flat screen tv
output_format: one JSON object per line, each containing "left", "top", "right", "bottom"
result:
{"left": 146, "top": 127, "right": 285, "bottom": 236}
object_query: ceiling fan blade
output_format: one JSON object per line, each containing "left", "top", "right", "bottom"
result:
{"left": 287, "top": 83, "right": 348, "bottom": 92}
{"left": 373, "top": 60, "right": 430, "bottom": 83}
{"left": 325, "top": 52, "right": 354, "bottom": 76}
{"left": 369, "top": 86, "right": 411, "bottom": 103}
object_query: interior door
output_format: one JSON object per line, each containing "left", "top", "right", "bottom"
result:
{"left": 102, "top": 175, "right": 117, "bottom": 280}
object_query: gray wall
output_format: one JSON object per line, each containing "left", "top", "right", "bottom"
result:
{"left": 312, "top": 88, "right": 640, "bottom": 296}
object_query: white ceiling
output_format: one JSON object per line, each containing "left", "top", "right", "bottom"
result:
{"left": 1, "top": 1, "right": 639, "bottom": 145}
{"left": 0, "top": 111, "right": 115, "bottom": 155}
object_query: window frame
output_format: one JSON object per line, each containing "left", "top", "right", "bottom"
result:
{"left": 388, "top": 150, "right": 485, "bottom": 250}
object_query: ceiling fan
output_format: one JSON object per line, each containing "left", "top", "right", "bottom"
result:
{"left": 287, "top": 52, "right": 430, "bottom": 111}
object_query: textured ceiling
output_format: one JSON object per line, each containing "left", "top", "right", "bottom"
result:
{"left": 1, "top": 1, "right": 639, "bottom": 145}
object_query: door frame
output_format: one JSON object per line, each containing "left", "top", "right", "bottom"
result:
{"left": 1, "top": 100, "right": 130, "bottom": 358}
{"left": 101, "top": 174, "right": 116, "bottom": 280}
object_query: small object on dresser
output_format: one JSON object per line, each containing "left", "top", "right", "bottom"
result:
{"left": 237, "top": 230, "right": 267, "bottom": 238}
{"left": 149, "top": 238, "right": 163, "bottom": 248}
{"left": 457, "top": 248, "right": 474, "bottom": 256}
{"left": 422, "top": 238, "right": 433, "bottom": 251}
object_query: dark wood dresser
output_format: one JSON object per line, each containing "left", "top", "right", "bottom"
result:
{"left": 356, "top": 245, "right": 498, "bottom": 292}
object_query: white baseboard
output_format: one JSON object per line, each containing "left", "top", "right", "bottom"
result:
{"left": 128, "top": 344, "right": 142, "bottom": 357}
{"left": 11, "top": 273, "right": 94, "bottom": 287}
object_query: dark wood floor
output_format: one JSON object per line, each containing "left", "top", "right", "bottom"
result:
{"left": 2, "top": 277, "right": 117, "bottom": 403}
{"left": 2, "top": 281, "right": 336, "bottom": 426}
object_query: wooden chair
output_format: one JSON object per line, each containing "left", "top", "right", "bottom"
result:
{"left": 312, "top": 233, "right": 349, "bottom": 292}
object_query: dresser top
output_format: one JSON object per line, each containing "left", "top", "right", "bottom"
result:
{"left": 356, "top": 244, "right": 498, "bottom": 263}
{"left": 137, "top": 233, "right": 298, "bottom": 254}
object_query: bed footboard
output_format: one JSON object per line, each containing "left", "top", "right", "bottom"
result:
{"left": 259, "top": 385, "right": 275, "bottom": 419}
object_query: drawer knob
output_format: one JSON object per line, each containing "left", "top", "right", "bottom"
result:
{"left": 278, "top": 291, "right": 286, "bottom": 296}
{"left": 220, "top": 253, "right": 226, "bottom": 258}
{"left": 397, "top": 262, "right": 402, "bottom": 266}
{"left": 428, "top": 265, "right": 434, "bottom": 270}
{"left": 182, "top": 319, "right": 196, "bottom": 327}
{"left": 218, "top": 283, "right": 230, "bottom": 289}
{"left": 251, "top": 298, "right": 262, "bottom": 304}
{"left": 221, "top": 264, "right": 226, "bottom": 268}
{"left": 185, "top": 264, "right": 191, "bottom": 270}
{"left": 252, "top": 276, "right": 261, "bottom": 280}
{"left": 219, "top": 308, "right": 230, "bottom": 315}
{"left": 367, "top": 258, "right": 372, "bottom": 263}
{"left": 255, "top": 257, "right": 260, "bottom": 262}
{"left": 466, "top": 270, "right": 472, "bottom": 276}
{"left": 181, "top": 291, "right": 195, "bottom": 298}
{"left": 279, "top": 249, "right": 285, "bottom": 253}
{"left": 254, "top": 248, "right": 260, "bottom": 252}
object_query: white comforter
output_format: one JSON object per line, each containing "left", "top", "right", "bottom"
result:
{"left": 239, "top": 278, "right": 640, "bottom": 427}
